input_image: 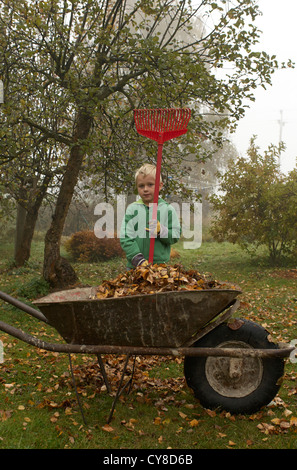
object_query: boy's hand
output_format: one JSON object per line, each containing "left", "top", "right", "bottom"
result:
{"left": 131, "top": 253, "right": 149, "bottom": 267}
{"left": 146, "top": 220, "right": 168, "bottom": 238}
{"left": 146, "top": 219, "right": 161, "bottom": 236}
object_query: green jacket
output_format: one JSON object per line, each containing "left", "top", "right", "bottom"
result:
{"left": 120, "top": 198, "right": 181, "bottom": 268}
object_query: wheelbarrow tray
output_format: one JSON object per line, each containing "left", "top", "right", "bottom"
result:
{"left": 33, "top": 287, "right": 241, "bottom": 348}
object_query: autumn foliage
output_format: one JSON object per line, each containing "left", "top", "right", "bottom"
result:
{"left": 96, "top": 263, "right": 234, "bottom": 299}
{"left": 64, "top": 230, "right": 123, "bottom": 262}
{"left": 209, "top": 139, "right": 297, "bottom": 264}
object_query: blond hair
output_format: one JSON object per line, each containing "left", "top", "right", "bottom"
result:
{"left": 135, "top": 164, "right": 162, "bottom": 185}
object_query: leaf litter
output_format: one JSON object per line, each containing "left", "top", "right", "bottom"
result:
{"left": 95, "top": 263, "right": 236, "bottom": 299}
{"left": 1, "top": 261, "right": 296, "bottom": 447}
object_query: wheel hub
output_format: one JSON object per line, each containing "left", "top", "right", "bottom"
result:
{"left": 205, "top": 340, "right": 263, "bottom": 398}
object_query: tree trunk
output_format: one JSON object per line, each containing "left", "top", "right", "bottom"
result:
{"left": 14, "top": 205, "right": 39, "bottom": 267}
{"left": 43, "top": 110, "right": 93, "bottom": 289}
{"left": 14, "top": 175, "right": 51, "bottom": 267}
{"left": 14, "top": 202, "right": 27, "bottom": 264}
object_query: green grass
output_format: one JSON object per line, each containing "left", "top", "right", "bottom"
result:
{"left": 0, "top": 238, "right": 297, "bottom": 449}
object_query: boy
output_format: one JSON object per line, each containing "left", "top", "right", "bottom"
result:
{"left": 120, "top": 164, "right": 181, "bottom": 268}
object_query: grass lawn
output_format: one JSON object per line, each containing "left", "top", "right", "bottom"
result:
{"left": 0, "top": 238, "right": 296, "bottom": 450}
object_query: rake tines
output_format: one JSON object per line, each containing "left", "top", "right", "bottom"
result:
{"left": 134, "top": 108, "right": 191, "bottom": 143}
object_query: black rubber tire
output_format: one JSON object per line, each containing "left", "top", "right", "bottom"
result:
{"left": 184, "top": 319, "right": 285, "bottom": 414}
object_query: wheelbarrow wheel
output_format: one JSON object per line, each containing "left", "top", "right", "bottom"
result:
{"left": 184, "top": 319, "right": 285, "bottom": 415}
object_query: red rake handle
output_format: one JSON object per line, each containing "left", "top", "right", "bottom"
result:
{"left": 148, "top": 141, "right": 163, "bottom": 263}
{"left": 134, "top": 108, "right": 191, "bottom": 263}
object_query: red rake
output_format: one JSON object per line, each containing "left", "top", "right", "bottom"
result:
{"left": 134, "top": 107, "right": 191, "bottom": 263}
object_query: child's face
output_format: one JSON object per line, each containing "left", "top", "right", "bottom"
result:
{"left": 136, "top": 173, "right": 163, "bottom": 205}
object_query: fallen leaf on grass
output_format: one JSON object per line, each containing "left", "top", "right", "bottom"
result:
{"left": 189, "top": 419, "right": 199, "bottom": 427}
{"left": 55, "top": 425, "right": 63, "bottom": 436}
{"left": 37, "top": 398, "right": 75, "bottom": 410}
{"left": 184, "top": 404, "right": 195, "bottom": 409}
{"left": 257, "top": 423, "right": 276, "bottom": 435}
{"left": 4, "top": 383, "right": 15, "bottom": 389}
{"left": 279, "top": 421, "right": 290, "bottom": 430}
{"left": 0, "top": 410, "right": 13, "bottom": 421}
{"left": 290, "top": 416, "right": 297, "bottom": 426}
{"left": 271, "top": 418, "right": 281, "bottom": 425}
{"left": 121, "top": 419, "right": 137, "bottom": 431}
{"left": 257, "top": 418, "right": 295, "bottom": 435}
{"left": 270, "top": 417, "right": 297, "bottom": 431}
{"left": 102, "top": 424, "right": 114, "bottom": 433}
{"left": 50, "top": 412, "right": 60, "bottom": 423}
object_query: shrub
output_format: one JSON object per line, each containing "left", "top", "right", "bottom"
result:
{"left": 209, "top": 139, "right": 297, "bottom": 264}
{"left": 16, "top": 277, "right": 50, "bottom": 299}
{"left": 64, "top": 230, "right": 124, "bottom": 262}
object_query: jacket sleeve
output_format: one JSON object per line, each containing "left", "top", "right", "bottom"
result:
{"left": 120, "top": 204, "right": 146, "bottom": 264}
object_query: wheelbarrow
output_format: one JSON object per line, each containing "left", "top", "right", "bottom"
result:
{"left": 0, "top": 287, "right": 294, "bottom": 424}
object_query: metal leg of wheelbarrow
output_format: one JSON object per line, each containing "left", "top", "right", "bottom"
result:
{"left": 68, "top": 352, "right": 136, "bottom": 425}
{"left": 96, "top": 354, "right": 112, "bottom": 394}
{"left": 107, "top": 354, "right": 136, "bottom": 424}
{"left": 68, "top": 354, "right": 88, "bottom": 426}
{"left": 68, "top": 354, "right": 110, "bottom": 426}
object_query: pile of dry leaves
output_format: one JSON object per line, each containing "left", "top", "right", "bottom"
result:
{"left": 96, "top": 263, "right": 234, "bottom": 299}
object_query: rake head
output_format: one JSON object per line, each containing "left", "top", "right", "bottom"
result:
{"left": 134, "top": 108, "right": 191, "bottom": 144}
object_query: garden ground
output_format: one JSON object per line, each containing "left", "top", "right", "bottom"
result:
{"left": 0, "top": 238, "right": 296, "bottom": 449}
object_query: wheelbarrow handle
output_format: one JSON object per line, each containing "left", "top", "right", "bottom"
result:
{"left": 0, "top": 290, "right": 48, "bottom": 324}
{"left": 0, "top": 319, "right": 294, "bottom": 359}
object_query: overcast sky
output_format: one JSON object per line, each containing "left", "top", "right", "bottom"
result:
{"left": 231, "top": 0, "right": 297, "bottom": 174}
